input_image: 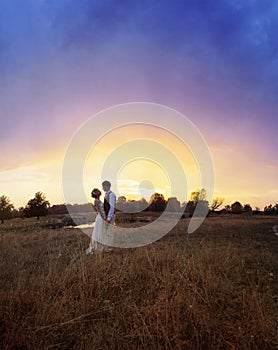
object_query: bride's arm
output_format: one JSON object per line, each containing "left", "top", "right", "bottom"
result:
{"left": 91, "top": 203, "right": 98, "bottom": 212}
{"left": 94, "top": 199, "right": 106, "bottom": 220}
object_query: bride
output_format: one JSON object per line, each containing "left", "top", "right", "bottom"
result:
{"left": 86, "top": 188, "right": 107, "bottom": 254}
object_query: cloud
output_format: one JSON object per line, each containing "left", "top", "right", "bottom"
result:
{"left": 0, "top": 0, "right": 277, "bottom": 169}
{"left": 116, "top": 179, "right": 170, "bottom": 200}
{"left": 0, "top": 165, "right": 50, "bottom": 184}
{"left": 1, "top": 0, "right": 277, "bottom": 101}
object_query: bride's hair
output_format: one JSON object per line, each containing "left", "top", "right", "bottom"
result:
{"left": 91, "top": 188, "right": 101, "bottom": 198}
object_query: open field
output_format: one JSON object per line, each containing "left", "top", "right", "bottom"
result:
{"left": 0, "top": 216, "right": 277, "bottom": 349}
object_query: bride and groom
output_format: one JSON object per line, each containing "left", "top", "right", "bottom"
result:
{"left": 86, "top": 180, "right": 116, "bottom": 254}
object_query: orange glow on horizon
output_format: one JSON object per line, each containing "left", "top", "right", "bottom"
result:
{"left": 1, "top": 122, "right": 277, "bottom": 209}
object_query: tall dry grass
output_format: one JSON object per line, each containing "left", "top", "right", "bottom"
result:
{"left": 0, "top": 216, "right": 277, "bottom": 349}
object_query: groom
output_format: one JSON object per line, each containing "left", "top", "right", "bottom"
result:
{"left": 102, "top": 180, "right": 116, "bottom": 248}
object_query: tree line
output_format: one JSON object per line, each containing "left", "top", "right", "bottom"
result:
{"left": 0, "top": 189, "right": 278, "bottom": 224}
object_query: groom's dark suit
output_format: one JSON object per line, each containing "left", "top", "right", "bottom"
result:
{"left": 104, "top": 190, "right": 116, "bottom": 222}
{"left": 104, "top": 197, "right": 110, "bottom": 217}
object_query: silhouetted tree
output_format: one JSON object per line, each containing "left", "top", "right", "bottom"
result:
{"left": 24, "top": 192, "right": 50, "bottom": 220}
{"left": 135, "top": 198, "right": 148, "bottom": 212}
{"left": 253, "top": 206, "right": 260, "bottom": 215}
{"left": 17, "top": 207, "right": 25, "bottom": 218}
{"left": 48, "top": 204, "right": 68, "bottom": 215}
{"left": 149, "top": 193, "right": 167, "bottom": 212}
{"left": 243, "top": 204, "right": 252, "bottom": 213}
{"left": 264, "top": 204, "right": 271, "bottom": 215}
{"left": 116, "top": 197, "right": 148, "bottom": 213}
{"left": 231, "top": 201, "right": 243, "bottom": 214}
{"left": 12, "top": 206, "right": 25, "bottom": 219}
{"left": 264, "top": 204, "right": 278, "bottom": 215}
{"left": 0, "top": 195, "right": 14, "bottom": 223}
{"left": 190, "top": 189, "right": 207, "bottom": 203}
{"left": 185, "top": 189, "right": 209, "bottom": 217}
{"left": 181, "top": 201, "right": 187, "bottom": 209}
{"left": 210, "top": 197, "right": 224, "bottom": 211}
{"left": 126, "top": 199, "right": 137, "bottom": 212}
{"left": 116, "top": 196, "right": 127, "bottom": 212}
{"left": 167, "top": 197, "right": 181, "bottom": 212}
{"left": 184, "top": 200, "right": 195, "bottom": 216}
{"left": 64, "top": 203, "right": 92, "bottom": 214}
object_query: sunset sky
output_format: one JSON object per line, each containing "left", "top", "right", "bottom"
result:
{"left": 0, "top": 0, "right": 277, "bottom": 209}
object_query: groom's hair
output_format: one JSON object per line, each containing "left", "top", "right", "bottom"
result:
{"left": 102, "top": 180, "right": 111, "bottom": 187}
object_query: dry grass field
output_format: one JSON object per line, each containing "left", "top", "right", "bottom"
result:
{"left": 0, "top": 216, "right": 277, "bottom": 349}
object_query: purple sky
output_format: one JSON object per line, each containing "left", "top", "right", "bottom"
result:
{"left": 0, "top": 0, "right": 277, "bottom": 207}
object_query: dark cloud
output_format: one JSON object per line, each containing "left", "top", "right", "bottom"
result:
{"left": 34, "top": 0, "right": 278, "bottom": 92}
{"left": 1, "top": 0, "right": 277, "bottom": 79}
{"left": 0, "top": 0, "right": 277, "bottom": 146}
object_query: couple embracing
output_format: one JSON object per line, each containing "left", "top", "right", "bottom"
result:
{"left": 86, "top": 180, "right": 116, "bottom": 254}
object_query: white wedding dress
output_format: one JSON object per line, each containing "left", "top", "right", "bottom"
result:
{"left": 86, "top": 199, "right": 107, "bottom": 254}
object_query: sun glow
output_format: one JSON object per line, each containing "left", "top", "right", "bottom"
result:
{"left": 83, "top": 123, "right": 201, "bottom": 203}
